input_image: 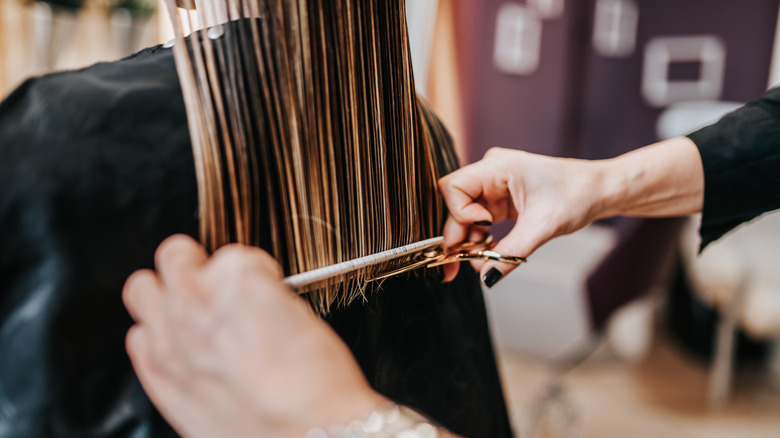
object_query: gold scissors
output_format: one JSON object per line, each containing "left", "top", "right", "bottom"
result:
{"left": 369, "top": 235, "right": 527, "bottom": 281}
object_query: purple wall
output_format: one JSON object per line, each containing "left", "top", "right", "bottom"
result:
{"left": 579, "top": 0, "right": 780, "bottom": 159}
{"left": 456, "top": 0, "right": 780, "bottom": 162}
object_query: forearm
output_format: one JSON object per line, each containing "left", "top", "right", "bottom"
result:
{"left": 598, "top": 137, "right": 704, "bottom": 219}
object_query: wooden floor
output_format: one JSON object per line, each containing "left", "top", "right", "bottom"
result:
{"left": 498, "top": 338, "right": 780, "bottom": 438}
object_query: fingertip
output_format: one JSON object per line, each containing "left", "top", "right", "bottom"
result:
{"left": 155, "top": 234, "right": 208, "bottom": 271}
{"left": 158, "top": 234, "right": 201, "bottom": 254}
{"left": 437, "top": 173, "right": 451, "bottom": 191}
{"left": 479, "top": 261, "right": 526, "bottom": 289}
{"left": 480, "top": 265, "right": 506, "bottom": 289}
{"left": 123, "top": 269, "right": 146, "bottom": 301}
{"left": 479, "top": 227, "right": 536, "bottom": 288}
{"left": 122, "top": 269, "right": 160, "bottom": 322}
{"left": 442, "top": 263, "right": 459, "bottom": 283}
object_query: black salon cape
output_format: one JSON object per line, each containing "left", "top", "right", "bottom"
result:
{"left": 0, "top": 46, "right": 512, "bottom": 437}
{"left": 688, "top": 87, "right": 780, "bottom": 248}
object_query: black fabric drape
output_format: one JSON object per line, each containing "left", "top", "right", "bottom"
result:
{"left": 0, "top": 24, "right": 511, "bottom": 438}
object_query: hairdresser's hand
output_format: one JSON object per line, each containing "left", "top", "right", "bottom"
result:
{"left": 439, "top": 147, "right": 610, "bottom": 286}
{"left": 123, "top": 235, "right": 387, "bottom": 438}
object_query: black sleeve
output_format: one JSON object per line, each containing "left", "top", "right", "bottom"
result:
{"left": 687, "top": 87, "right": 780, "bottom": 249}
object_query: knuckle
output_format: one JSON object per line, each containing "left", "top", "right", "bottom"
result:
{"left": 212, "top": 243, "right": 244, "bottom": 261}
{"left": 210, "top": 245, "right": 250, "bottom": 273}
{"left": 483, "top": 147, "right": 505, "bottom": 159}
{"left": 258, "top": 253, "right": 284, "bottom": 278}
{"left": 167, "top": 295, "right": 190, "bottom": 322}
{"left": 212, "top": 245, "right": 282, "bottom": 279}
{"left": 241, "top": 249, "right": 283, "bottom": 279}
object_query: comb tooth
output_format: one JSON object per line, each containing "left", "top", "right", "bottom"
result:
{"left": 166, "top": 0, "right": 455, "bottom": 313}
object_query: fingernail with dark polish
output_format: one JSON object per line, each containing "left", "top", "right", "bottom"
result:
{"left": 482, "top": 268, "right": 503, "bottom": 288}
{"left": 474, "top": 220, "right": 492, "bottom": 226}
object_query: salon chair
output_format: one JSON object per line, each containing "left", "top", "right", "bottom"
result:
{"left": 678, "top": 212, "right": 780, "bottom": 406}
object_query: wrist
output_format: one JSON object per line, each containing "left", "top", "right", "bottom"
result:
{"left": 307, "top": 402, "right": 442, "bottom": 438}
{"left": 589, "top": 158, "right": 625, "bottom": 221}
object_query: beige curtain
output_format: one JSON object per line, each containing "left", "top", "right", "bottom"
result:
{"left": 426, "top": 0, "right": 466, "bottom": 164}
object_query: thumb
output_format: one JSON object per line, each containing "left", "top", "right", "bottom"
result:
{"left": 479, "top": 221, "right": 550, "bottom": 288}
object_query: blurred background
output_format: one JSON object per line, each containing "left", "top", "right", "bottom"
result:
{"left": 0, "top": 0, "right": 161, "bottom": 92}
{"left": 2, "top": 0, "right": 780, "bottom": 436}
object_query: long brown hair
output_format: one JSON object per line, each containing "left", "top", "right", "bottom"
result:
{"left": 166, "top": 0, "right": 457, "bottom": 311}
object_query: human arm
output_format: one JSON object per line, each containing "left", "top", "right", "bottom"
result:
{"left": 439, "top": 136, "right": 704, "bottom": 285}
{"left": 122, "top": 235, "right": 461, "bottom": 438}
